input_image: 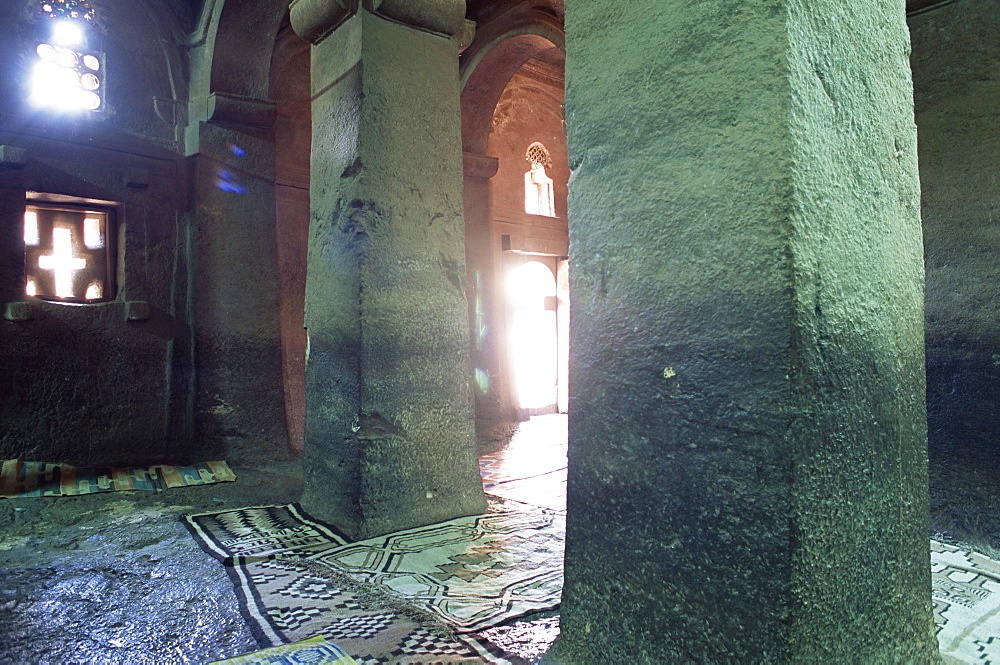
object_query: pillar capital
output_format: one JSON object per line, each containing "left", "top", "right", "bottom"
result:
{"left": 364, "top": 0, "right": 466, "bottom": 37}
{"left": 290, "top": 0, "right": 357, "bottom": 45}
{"left": 462, "top": 152, "right": 499, "bottom": 180}
{"left": 206, "top": 92, "right": 276, "bottom": 128}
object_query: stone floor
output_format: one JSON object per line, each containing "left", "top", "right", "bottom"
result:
{"left": 0, "top": 414, "right": 997, "bottom": 664}
{"left": 0, "top": 464, "right": 286, "bottom": 663}
{"left": 0, "top": 417, "right": 568, "bottom": 664}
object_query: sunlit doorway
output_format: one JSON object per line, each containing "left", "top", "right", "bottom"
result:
{"left": 505, "top": 256, "right": 569, "bottom": 417}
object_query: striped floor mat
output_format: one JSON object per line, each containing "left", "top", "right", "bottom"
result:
{"left": 0, "top": 459, "right": 236, "bottom": 498}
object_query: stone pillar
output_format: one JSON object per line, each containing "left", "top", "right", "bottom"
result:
{"left": 462, "top": 151, "right": 507, "bottom": 431}
{"left": 192, "top": 101, "right": 289, "bottom": 463}
{"left": 552, "top": 0, "right": 938, "bottom": 663}
{"left": 293, "top": 0, "right": 486, "bottom": 539}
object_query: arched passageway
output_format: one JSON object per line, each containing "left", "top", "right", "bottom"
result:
{"left": 460, "top": 5, "right": 568, "bottom": 443}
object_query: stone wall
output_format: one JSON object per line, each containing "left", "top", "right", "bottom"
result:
{"left": 185, "top": 0, "right": 301, "bottom": 464}
{"left": 484, "top": 64, "right": 568, "bottom": 424}
{"left": 0, "top": 0, "right": 195, "bottom": 465}
{"left": 911, "top": 0, "right": 1000, "bottom": 465}
{"left": 271, "top": 25, "right": 312, "bottom": 456}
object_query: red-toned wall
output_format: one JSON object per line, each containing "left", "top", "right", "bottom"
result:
{"left": 467, "top": 63, "right": 567, "bottom": 431}
{"left": 271, "top": 26, "right": 311, "bottom": 455}
{"left": 488, "top": 69, "right": 569, "bottom": 256}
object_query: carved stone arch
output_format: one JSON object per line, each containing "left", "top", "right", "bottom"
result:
{"left": 459, "top": 4, "right": 567, "bottom": 431}
{"left": 460, "top": 8, "right": 565, "bottom": 154}
{"left": 189, "top": 0, "right": 306, "bottom": 460}
{"left": 195, "top": 0, "right": 292, "bottom": 126}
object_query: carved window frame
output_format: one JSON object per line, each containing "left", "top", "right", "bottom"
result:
{"left": 23, "top": 200, "right": 117, "bottom": 303}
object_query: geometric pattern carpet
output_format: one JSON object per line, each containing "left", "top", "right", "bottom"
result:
{"left": 310, "top": 505, "right": 563, "bottom": 633}
{"left": 185, "top": 506, "right": 1000, "bottom": 663}
{"left": 932, "top": 540, "right": 1000, "bottom": 663}
{"left": 209, "top": 635, "right": 358, "bottom": 665}
{"left": 184, "top": 500, "right": 563, "bottom": 664}
{"left": 0, "top": 459, "right": 236, "bottom": 498}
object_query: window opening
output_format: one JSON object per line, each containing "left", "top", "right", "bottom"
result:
{"left": 524, "top": 142, "right": 555, "bottom": 217}
{"left": 24, "top": 203, "right": 114, "bottom": 302}
{"left": 30, "top": 1, "right": 104, "bottom": 113}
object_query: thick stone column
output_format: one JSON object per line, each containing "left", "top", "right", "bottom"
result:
{"left": 462, "top": 151, "right": 507, "bottom": 431}
{"left": 552, "top": 0, "right": 938, "bottom": 662}
{"left": 293, "top": 0, "right": 486, "bottom": 538}
{"left": 192, "top": 114, "right": 289, "bottom": 463}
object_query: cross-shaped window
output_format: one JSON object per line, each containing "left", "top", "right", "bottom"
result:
{"left": 24, "top": 204, "right": 114, "bottom": 302}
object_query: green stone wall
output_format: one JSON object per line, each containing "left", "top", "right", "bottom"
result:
{"left": 911, "top": 1, "right": 1000, "bottom": 471}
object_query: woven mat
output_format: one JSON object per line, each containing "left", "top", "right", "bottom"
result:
{"left": 308, "top": 505, "right": 563, "bottom": 633}
{"left": 185, "top": 502, "right": 561, "bottom": 664}
{"left": 0, "top": 459, "right": 236, "bottom": 498}
{"left": 210, "top": 635, "right": 358, "bottom": 664}
{"left": 222, "top": 557, "right": 493, "bottom": 664}
{"left": 932, "top": 540, "right": 1000, "bottom": 662}
{"left": 186, "top": 504, "right": 999, "bottom": 661}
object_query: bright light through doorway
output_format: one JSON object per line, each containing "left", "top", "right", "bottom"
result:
{"left": 507, "top": 260, "right": 559, "bottom": 410}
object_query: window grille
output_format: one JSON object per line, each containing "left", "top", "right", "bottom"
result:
{"left": 524, "top": 142, "right": 555, "bottom": 217}
{"left": 526, "top": 142, "right": 552, "bottom": 169}
{"left": 24, "top": 204, "right": 115, "bottom": 302}
{"left": 30, "top": 0, "right": 105, "bottom": 112}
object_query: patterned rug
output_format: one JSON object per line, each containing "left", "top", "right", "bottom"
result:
{"left": 307, "top": 506, "right": 563, "bottom": 632}
{"left": 221, "top": 557, "right": 494, "bottom": 664}
{"left": 185, "top": 503, "right": 349, "bottom": 562}
{"left": 0, "top": 459, "right": 236, "bottom": 498}
{"left": 932, "top": 540, "right": 1000, "bottom": 663}
{"left": 184, "top": 501, "right": 562, "bottom": 664}
{"left": 186, "top": 504, "right": 1000, "bottom": 662}
{"left": 210, "top": 635, "right": 358, "bottom": 664}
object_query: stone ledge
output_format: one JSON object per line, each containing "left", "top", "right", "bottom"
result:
{"left": 125, "top": 301, "right": 151, "bottom": 322}
{"left": 290, "top": 0, "right": 357, "bottom": 44}
{"left": 124, "top": 168, "right": 150, "bottom": 189}
{"left": 3, "top": 302, "right": 32, "bottom": 322}
{"left": 206, "top": 92, "right": 277, "bottom": 128}
{"left": 366, "top": 0, "right": 466, "bottom": 37}
{"left": 462, "top": 152, "right": 499, "bottom": 180}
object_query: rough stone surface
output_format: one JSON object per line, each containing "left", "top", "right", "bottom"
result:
{"left": 191, "top": 122, "right": 291, "bottom": 464}
{"left": 0, "top": 462, "right": 302, "bottom": 664}
{"left": 911, "top": 1, "right": 1000, "bottom": 479}
{"left": 0, "top": 0, "right": 196, "bottom": 465}
{"left": 785, "top": 1, "right": 934, "bottom": 659}
{"left": 0, "top": 147, "right": 193, "bottom": 465}
{"left": 302, "top": 12, "right": 486, "bottom": 539}
{"left": 553, "top": 1, "right": 937, "bottom": 662}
